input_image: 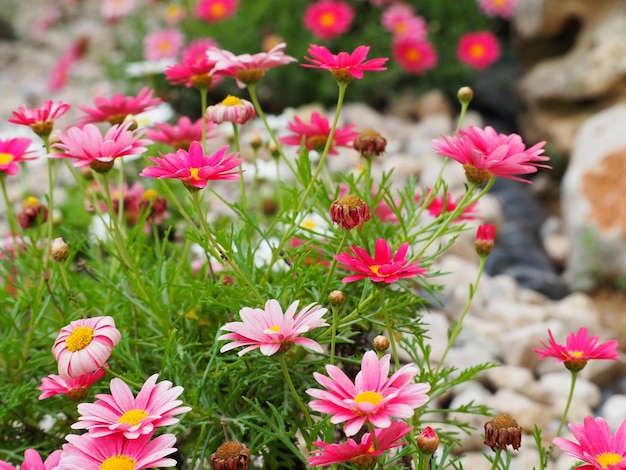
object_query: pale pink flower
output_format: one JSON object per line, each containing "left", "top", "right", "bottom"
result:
{"left": 457, "top": 31, "right": 501, "bottom": 71}
{"left": 38, "top": 368, "right": 107, "bottom": 401}
{"left": 47, "top": 36, "right": 89, "bottom": 92}
{"left": 163, "top": 3, "right": 186, "bottom": 25}
{"left": 392, "top": 36, "right": 437, "bottom": 75}
{"left": 0, "top": 449, "right": 62, "bottom": 470}
{"left": 303, "top": 0, "right": 355, "bottom": 40}
{"left": 144, "top": 28, "right": 185, "bottom": 62}
{"left": 0, "top": 138, "right": 37, "bottom": 176}
{"left": 164, "top": 38, "right": 221, "bottom": 89}
{"left": 279, "top": 111, "right": 358, "bottom": 155}
{"left": 381, "top": 4, "right": 427, "bottom": 40}
{"left": 478, "top": 0, "right": 517, "bottom": 19}
{"left": 219, "top": 299, "right": 328, "bottom": 356}
{"left": 102, "top": 0, "right": 136, "bottom": 22}
{"left": 78, "top": 86, "right": 162, "bottom": 125}
{"left": 206, "top": 95, "right": 256, "bottom": 124}
{"left": 9, "top": 100, "right": 70, "bottom": 137}
{"left": 302, "top": 44, "right": 388, "bottom": 81}
{"left": 52, "top": 316, "right": 121, "bottom": 380}
{"left": 195, "top": 0, "right": 238, "bottom": 23}
{"left": 307, "top": 350, "right": 430, "bottom": 436}
{"left": 146, "top": 116, "right": 217, "bottom": 150}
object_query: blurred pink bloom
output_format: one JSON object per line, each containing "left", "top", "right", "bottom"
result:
{"left": 308, "top": 420, "right": 412, "bottom": 467}
{"left": 165, "top": 38, "right": 221, "bottom": 89}
{"left": 307, "top": 350, "right": 430, "bottom": 436}
{"left": 101, "top": 0, "right": 136, "bottom": 22}
{"left": 206, "top": 42, "right": 297, "bottom": 88}
{"left": 52, "top": 316, "right": 121, "bottom": 380}
{"left": 144, "top": 28, "right": 185, "bottom": 62}
{"left": 219, "top": 299, "right": 328, "bottom": 356}
{"left": 0, "top": 138, "right": 36, "bottom": 176}
{"left": 163, "top": 3, "right": 186, "bottom": 25}
{"left": 279, "top": 111, "right": 358, "bottom": 155}
{"left": 195, "top": 0, "right": 238, "bottom": 23}
{"left": 47, "top": 36, "right": 89, "bottom": 92}
{"left": 205, "top": 95, "right": 256, "bottom": 124}
{"left": 478, "top": 0, "right": 517, "bottom": 19}
{"left": 78, "top": 86, "right": 162, "bottom": 125}
{"left": 302, "top": 44, "right": 388, "bottom": 81}
{"left": 9, "top": 100, "right": 70, "bottom": 137}
{"left": 335, "top": 238, "right": 426, "bottom": 284}
{"left": 381, "top": 4, "right": 427, "bottom": 40}
{"left": 146, "top": 116, "right": 217, "bottom": 150}
{"left": 553, "top": 416, "right": 626, "bottom": 470}
{"left": 32, "top": 6, "right": 62, "bottom": 37}
{"left": 38, "top": 368, "right": 107, "bottom": 401}
{"left": 0, "top": 449, "right": 62, "bottom": 470}
{"left": 303, "top": 0, "right": 355, "bottom": 40}
{"left": 457, "top": 31, "right": 501, "bottom": 71}
{"left": 140, "top": 141, "right": 243, "bottom": 190}
{"left": 392, "top": 36, "right": 437, "bottom": 75}
{"left": 422, "top": 191, "right": 478, "bottom": 221}
{"left": 58, "top": 432, "right": 177, "bottom": 469}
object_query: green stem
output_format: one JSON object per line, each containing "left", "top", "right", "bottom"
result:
{"left": 0, "top": 175, "right": 19, "bottom": 235}
{"left": 543, "top": 370, "right": 579, "bottom": 466}
{"left": 490, "top": 448, "right": 502, "bottom": 470}
{"left": 278, "top": 354, "right": 313, "bottom": 447}
{"left": 104, "top": 367, "right": 143, "bottom": 389}
{"left": 456, "top": 97, "right": 471, "bottom": 130}
{"left": 231, "top": 123, "right": 247, "bottom": 212}
{"left": 329, "top": 305, "right": 340, "bottom": 365}
{"left": 379, "top": 286, "right": 400, "bottom": 370}
{"left": 43, "top": 135, "right": 54, "bottom": 268}
{"left": 200, "top": 88, "right": 208, "bottom": 152}
{"left": 117, "top": 157, "right": 126, "bottom": 232}
{"left": 318, "top": 230, "right": 350, "bottom": 303}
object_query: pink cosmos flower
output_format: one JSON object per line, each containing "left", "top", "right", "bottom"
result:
{"left": 140, "top": 141, "right": 243, "bottom": 190}
{"left": 279, "top": 111, "right": 358, "bottom": 155}
{"left": 51, "top": 122, "right": 152, "bottom": 173}
{"left": 303, "top": 0, "right": 355, "bottom": 40}
{"left": 38, "top": 368, "right": 107, "bottom": 401}
{"left": 164, "top": 38, "right": 221, "bottom": 89}
{"left": 392, "top": 36, "right": 437, "bottom": 75}
{"left": 52, "top": 316, "right": 121, "bottom": 380}
{"left": 553, "top": 416, "right": 626, "bottom": 470}
{"left": 0, "top": 138, "right": 36, "bottom": 176}
{"left": 0, "top": 449, "right": 62, "bottom": 470}
{"left": 102, "top": 0, "right": 136, "bottom": 23}
{"left": 219, "top": 299, "right": 328, "bottom": 356}
{"left": 72, "top": 374, "right": 191, "bottom": 439}
{"left": 146, "top": 116, "right": 217, "bottom": 150}
{"left": 78, "top": 86, "right": 162, "bottom": 125}
{"left": 308, "top": 420, "right": 412, "bottom": 467}
{"left": 534, "top": 327, "right": 619, "bottom": 372}
{"left": 335, "top": 238, "right": 426, "bottom": 284}
{"left": 195, "top": 0, "right": 238, "bottom": 23}
{"left": 9, "top": 100, "right": 70, "bottom": 137}
{"left": 457, "top": 31, "right": 501, "bottom": 71}
{"left": 478, "top": 0, "right": 517, "bottom": 19}
{"left": 57, "top": 432, "right": 177, "bottom": 469}
{"left": 302, "top": 44, "right": 388, "bottom": 82}
{"left": 205, "top": 95, "right": 256, "bottom": 124}
{"left": 431, "top": 125, "right": 550, "bottom": 184}
{"left": 206, "top": 42, "right": 297, "bottom": 88}
{"left": 144, "top": 28, "right": 185, "bottom": 62}
{"left": 381, "top": 4, "right": 427, "bottom": 40}
{"left": 307, "top": 351, "right": 430, "bottom": 436}
{"left": 422, "top": 191, "right": 478, "bottom": 221}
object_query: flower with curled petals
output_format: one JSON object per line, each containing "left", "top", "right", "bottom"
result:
{"left": 218, "top": 299, "right": 328, "bottom": 356}
{"left": 279, "top": 111, "right": 358, "bottom": 155}
{"left": 205, "top": 95, "right": 256, "bottom": 124}
{"left": 307, "top": 350, "right": 430, "bottom": 436}
{"left": 302, "top": 44, "right": 388, "bottom": 82}
{"left": 78, "top": 86, "right": 162, "bottom": 126}
{"left": 0, "top": 138, "right": 37, "bottom": 176}
{"left": 38, "top": 368, "right": 107, "bottom": 401}
{"left": 9, "top": 100, "right": 70, "bottom": 137}
{"left": 303, "top": 0, "right": 355, "bottom": 40}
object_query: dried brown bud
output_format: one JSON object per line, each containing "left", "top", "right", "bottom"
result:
{"left": 17, "top": 197, "right": 48, "bottom": 229}
{"left": 50, "top": 237, "right": 70, "bottom": 262}
{"left": 211, "top": 441, "right": 250, "bottom": 470}
{"left": 328, "top": 290, "right": 345, "bottom": 307}
{"left": 484, "top": 414, "right": 522, "bottom": 451}
{"left": 353, "top": 129, "right": 387, "bottom": 157}
{"left": 329, "top": 195, "right": 371, "bottom": 231}
{"left": 373, "top": 335, "right": 390, "bottom": 352}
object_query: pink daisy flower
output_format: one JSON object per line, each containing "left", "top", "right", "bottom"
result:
{"left": 381, "top": 4, "right": 428, "bottom": 40}
{"left": 422, "top": 191, "right": 478, "bottom": 221}
{"left": 101, "top": 0, "right": 136, "bottom": 23}
{"left": 206, "top": 42, "right": 297, "bottom": 88}
{"left": 165, "top": 38, "right": 221, "bottom": 89}
{"left": 78, "top": 86, "right": 162, "bottom": 125}
{"left": 553, "top": 416, "right": 626, "bottom": 470}
{"left": 38, "top": 368, "right": 107, "bottom": 401}
{"left": 431, "top": 125, "right": 550, "bottom": 185}
{"left": 302, "top": 44, "right": 388, "bottom": 82}
{"left": 534, "top": 327, "right": 619, "bottom": 372}
{"left": 51, "top": 122, "right": 152, "bottom": 173}
{"left": 478, "top": 0, "right": 517, "bottom": 19}
{"left": 307, "top": 350, "right": 430, "bottom": 436}
{"left": 205, "top": 95, "right": 256, "bottom": 124}
{"left": 144, "top": 28, "right": 185, "bottom": 62}
{"left": 9, "top": 100, "right": 70, "bottom": 137}
{"left": 52, "top": 316, "right": 121, "bottom": 380}
{"left": 308, "top": 420, "right": 412, "bottom": 467}
{"left": 0, "top": 138, "right": 37, "bottom": 176}
{"left": 392, "top": 36, "right": 437, "bottom": 75}
{"left": 140, "top": 141, "right": 243, "bottom": 190}
{"left": 279, "top": 111, "right": 358, "bottom": 155}
{"left": 334, "top": 238, "right": 426, "bottom": 284}
{"left": 0, "top": 449, "right": 62, "bottom": 470}
{"left": 218, "top": 299, "right": 328, "bottom": 356}
{"left": 146, "top": 116, "right": 217, "bottom": 150}
{"left": 457, "top": 31, "right": 501, "bottom": 71}
{"left": 195, "top": 0, "right": 238, "bottom": 23}
{"left": 72, "top": 374, "right": 191, "bottom": 439}
{"left": 57, "top": 432, "right": 177, "bottom": 469}
{"left": 303, "top": 0, "right": 355, "bottom": 40}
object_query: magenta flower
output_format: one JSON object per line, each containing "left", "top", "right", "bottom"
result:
{"left": 534, "top": 327, "right": 619, "bottom": 372}
{"left": 78, "top": 86, "right": 162, "bottom": 125}
{"left": 478, "top": 0, "right": 517, "bottom": 19}
{"left": 432, "top": 125, "right": 550, "bottom": 185}
{"left": 0, "top": 138, "right": 37, "bottom": 176}
{"left": 38, "top": 368, "right": 107, "bottom": 401}
{"left": 52, "top": 316, "right": 121, "bottom": 380}
{"left": 195, "top": 0, "right": 239, "bottom": 24}
{"left": 553, "top": 416, "right": 626, "bottom": 470}
{"left": 140, "top": 141, "right": 243, "bottom": 190}
{"left": 206, "top": 42, "right": 297, "bottom": 88}
{"left": 164, "top": 38, "right": 221, "bottom": 89}
{"left": 51, "top": 122, "right": 152, "bottom": 173}
{"left": 302, "top": 44, "right": 388, "bottom": 82}
{"left": 205, "top": 95, "right": 256, "bottom": 124}
{"left": 9, "top": 100, "right": 70, "bottom": 137}
{"left": 307, "top": 351, "right": 430, "bottom": 436}
{"left": 392, "top": 36, "right": 438, "bottom": 75}
{"left": 0, "top": 449, "right": 62, "bottom": 470}
{"left": 335, "top": 238, "right": 426, "bottom": 284}
{"left": 303, "top": 0, "right": 355, "bottom": 40}
{"left": 57, "top": 432, "right": 177, "bottom": 469}
{"left": 146, "top": 116, "right": 217, "bottom": 150}
{"left": 72, "top": 374, "right": 191, "bottom": 439}
{"left": 422, "top": 191, "right": 478, "bottom": 221}
{"left": 219, "top": 299, "right": 328, "bottom": 356}
{"left": 279, "top": 111, "right": 358, "bottom": 155}
{"left": 308, "top": 420, "right": 412, "bottom": 467}
{"left": 457, "top": 31, "right": 501, "bottom": 71}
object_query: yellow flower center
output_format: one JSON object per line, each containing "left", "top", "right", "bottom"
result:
{"left": 0, "top": 153, "right": 14, "bottom": 165}
{"left": 100, "top": 455, "right": 137, "bottom": 470}
{"left": 267, "top": 325, "right": 281, "bottom": 332}
{"left": 118, "top": 409, "right": 149, "bottom": 426}
{"left": 492, "top": 0, "right": 506, "bottom": 6}
{"left": 307, "top": 135, "right": 328, "bottom": 152}
{"left": 394, "top": 22, "right": 408, "bottom": 35}
{"left": 567, "top": 350, "right": 584, "bottom": 358}
{"left": 65, "top": 326, "right": 95, "bottom": 352}
{"left": 23, "top": 196, "right": 40, "bottom": 210}
{"left": 319, "top": 12, "right": 336, "bottom": 27}
{"left": 406, "top": 48, "right": 421, "bottom": 63}
{"left": 210, "top": 1, "right": 226, "bottom": 18}
{"left": 470, "top": 43, "right": 486, "bottom": 58}
{"left": 189, "top": 167, "right": 200, "bottom": 180}
{"left": 302, "top": 220, "right": 317, "bottom": 229}
{"left": 354, "top": 391, "right": 383, "bottom": 406}
{"left": 596, "top": 453, "right": 623, "bottom": 469}
{"left": 369, "top": 265, "right": 385, "bottom": 276}
{"left": 222, "top": 95, "right": 243, "bottom": 106}
{"left": 158, "top": 41, "right": 173, "bottom": 55}
{"left": 142, "top": 189, "right": 158, "bottom": 201}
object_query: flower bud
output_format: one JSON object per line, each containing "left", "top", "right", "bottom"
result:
{"left": 353, "top": 129, "right": 387, "bottom": 158}
{"left": 267, "top": 141, "right": 280, "bottom": 159}
{"left": 50, "top": 237, "right": 69, "bottom": 262}
{"left": 328, "top": 290, "right": 345, "bottom": 307}
{"left": 330, "top": 195, "right": 371, "bottom": 231}
{"left": 249, "top": 131, "right": 263, "bottom": 150}
{"left": 417, "top": 426, "right": 439, "bottom": 454}
{"left": 457, "top": 86, "right": 474, "bottom": 106}
{"left": 373, "top": 335, "right": 390, "bottom": 352}
{"left": 211, "top": 441, "right": 250, "bottom": 470}
{"left": 475, "top": 223, "right": 496, "bottom": 257}
{"left": 484, "top": 414, "right": 522, "bottom": 451}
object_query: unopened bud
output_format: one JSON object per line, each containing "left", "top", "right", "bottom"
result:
{"left": 211, "top": 441, "right": 250, "bottom": 470}
{"left": 373, "top": 335, "right": 390, "bottom": 352}
{"left": 50, "top": 237, "right": 69, "bottom": 262}
{"left": 417, "top": 426, "right": 439, "bottom": 454}
{"left": 457, "top": 86, "right": 474, "bottom": 105}
{"left": 475, "top": 223, "right": 496, "bottom": 257}
{"left": 267, "top": 141, "right": 280, "bottom": 159}
{"left": 328, "top": 290, "right": 345, "bottom": 307}
{"left": 249, "top": 131, "right": 263, "bottom": 150}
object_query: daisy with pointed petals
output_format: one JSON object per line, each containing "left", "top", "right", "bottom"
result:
{"left": 9, "top": 100, "right": 70, "bottom": 137}
{"left": 303, "top": 0, "right": 355, "bottom": 40}
{"left": 392, "top": 36, "right": 438, "bottom": 75}
{"left": 432, "top": 125, "right": 550, "bottom": 185}
{"left": 164, "top": 38, "right": 221, "bottom": 89}
{"left": 38, "top": 368, "right": 107, "bottom": 401}
{"left": 302, "top": 44, "right": 387, "bottom": 82}
{"left": 195, "top": 0, "right": 238, "bottom": 23}
{"left": 140, "top": 141, "right": 243, "bottom": 190}
{"left": 78, "top": 86, "right": 162, "bottom": 125}
{"left": 307, "top": 351, "right": 430, "bottom": 436}
{"left": 57, "top": 432, "right": 177, "bottom": 470}
{"left": 381, "top": 4, "right": 427, "bottom": 40}
{"left": 422, "top": 191, "right": 478, "bottom": 221}
{"left": 52, "top": 316, "right": 121, "bottom": 380}
{"left": 0, "top": 138, "right": 36, "bottom": 176}
{"left": 219, "top": 299, "right": 328, "bottom": 356}
{"left": 478, "top": 0, "right": 517, "bottom": 19}
{"left": 335, "top": 238, "right": 426, "bottom": 284}
{"left": 0, "top": 449, "right": 62, "bottom": 470}
{"left": 144, "top": 28, "right": 185, "bottom": 62}
{"left": 146, "top": 116, "right": 217, "bottom": 150}
{"left": 279, "top": 111, "right": 358, "bottom": 155}
{"left": 308, "top": 420, "right": 412, "bottom": 467}
{"left": 457, "top": 31, "right": 501, "bottom": 71}
{"left": 553, "top": 416, "right": 626, "bottom": 470}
